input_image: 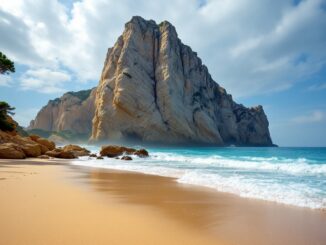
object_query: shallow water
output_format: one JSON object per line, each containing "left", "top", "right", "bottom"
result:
{"left": 74, "top": 146, "right": 326, "bottom": 209}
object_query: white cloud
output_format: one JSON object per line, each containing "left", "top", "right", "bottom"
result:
{"left": 0, "top": 75, "right": 12, "bottom": 86}
{"left": 292, "top": 110, "right": 325, "bottom": 124}
{"left": 20, "top": 68, "right": 71, "bottom": 93}
{"left": 0, "top": 0, "right": 326, "bottom": 97}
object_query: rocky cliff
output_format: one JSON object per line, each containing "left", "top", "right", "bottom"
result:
{"left": 30, "top": 16, "right": 273, "bottom": 146}
{"left": 90, "top": 16, "right": 273, "bottom": 146}
{"left": 29, "top": 88, "right": 96, "bottom": 135}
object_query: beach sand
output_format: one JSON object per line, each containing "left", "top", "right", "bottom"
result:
{"left": 0, "top": 160, "right": 325, "bottom": 245}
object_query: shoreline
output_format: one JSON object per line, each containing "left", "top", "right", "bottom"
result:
{"left": 1, "top": 159, "right": 326, "bottom": 245}
{"left": 72, "top": 155, "right": 326, "bottom": 211}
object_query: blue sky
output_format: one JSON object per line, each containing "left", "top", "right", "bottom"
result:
{"left": 0, "top": 0, "right": 325, "bottom": 146}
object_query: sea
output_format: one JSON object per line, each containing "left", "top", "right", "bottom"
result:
{"left": 74, "top": 146, "right": 326, "bottom": 210}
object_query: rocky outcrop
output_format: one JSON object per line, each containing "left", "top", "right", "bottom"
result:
{"left": 91, "top": 16, "right": 273, "bottom": 146}
{"left": 29, "top": 89, "right": 96, "bottom": 135}
{"left": 44, "top": 148, "right": 76, "bottom": 159}
{"left": 100, "top": 145, "right": 149, "bottom": 158}
{"left": 0, "top": 143, "right": 26, "bottom": 159}
{"left": 0, "top": 129, "right": 91, "bottom": 159}
{"left": 0, "top": 130, "right": 56, "bottom": 159}
{"left": 29, "top": 16, "right": 274, "bottom": 146}
{"left": 62, "top": 144, "right": 90, "bottom": 157}
{"left": 28, "top": 135, "right": 55, "bottom": 151}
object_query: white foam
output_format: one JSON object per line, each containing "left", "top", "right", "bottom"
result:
{"left": 151, "top": 153, "right": 326, "bottom": 175}
{"left": 177, "top": 171, "right": 326, "bottom": 209}
{"left": 72, "top": 151, "right": 326, "bottom": 210}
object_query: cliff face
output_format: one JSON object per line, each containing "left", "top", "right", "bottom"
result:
{"left": 29, "top": 88, "right": 96, "bottom": 135}
{"left": 91, "top": 16, "right": 273, "bottom": 146}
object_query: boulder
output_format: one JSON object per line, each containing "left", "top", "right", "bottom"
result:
{"left": 35, "top": 138, "right": 55, "bottom": 150}
{"left": 121, "top": 156, "right": 133, "bottom": 161}
{"left": 58, "top": 151, "right": 76, "bottom": 159}
{"left": 20, "top": 143, "right": 42, "bottom": 157}
{"left": 62, "top": 144, "right": 90, "bottom": 156}
{"left": 89, "top": 153, "right": 97, "bottom": 157}
{"left": 45, "top": 149, "right": 62, "bottom": 158}
{"left": 96, "top": 156, "right": 104, "bottom": 160}
{"left": 100, "top": 145, "right": 136, "bottom": 157}
{"left": 45, "top": 149, "right": 76, "bottom": 159}
{"left": 28, "top": 134, "right": 40, "bottom": 141}
{"left": 134, "top": 149, "right": 149, "bottom": 157}
{"left": 39, "top": 144, "right": 49, "bottom": 154}
{"left": 0, "top": 143, "right": 26, "bottom": 159}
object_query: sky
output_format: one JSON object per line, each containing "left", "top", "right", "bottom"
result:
{"left": 0, "top": 0, "right": 325, "bottom": 146}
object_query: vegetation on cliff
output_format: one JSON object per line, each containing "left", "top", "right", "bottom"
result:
{"left": 0, "top": 51, "right": 15, "bottom": 75}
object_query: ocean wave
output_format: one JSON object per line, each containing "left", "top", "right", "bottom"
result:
{"left": 177, "top": 171, "right": 326, "bottom": 209}
{"left": 73, "top": 150, "right": 326, "bottom": 210}
{"left": 150, "top": 152, "right": 326, "bottom": 175}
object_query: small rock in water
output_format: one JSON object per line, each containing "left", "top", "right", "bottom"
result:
{"left": 134, "top": 149, "right": 149, "bottom": 157}
{"left": 96, "top": 156, "right": 104, "bottom": 160}
{"left": 100, "top": 145, "right": 136, "bottom": 157}
{"left": 121, "top": 156, "right": 132, "bottom": 161}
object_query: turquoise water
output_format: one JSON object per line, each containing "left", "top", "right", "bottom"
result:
{"left": 75, "top": 147, "right": 326, "bottom": 209}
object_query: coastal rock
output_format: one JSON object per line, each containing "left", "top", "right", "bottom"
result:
{"left": 90, "top": 16, "right": 273, "bottom": 146}
{"left": 45, "top": 149, "right": 62, "bottom": 158}
{"left": 28, "top": 136, "right": 56, "bottom": 154}
{"left": 0, "top": 143, "right": 26, "bottom": 159}
{"left": 134, "top": 149, "right": 149, "bottom": 157}
{"left": 0, "top": 130, "right": 46, "bottom": 158}
{"left": 29, "top": 88, "right": 96, "bottom": 135}
{"left": 62, "top": 144, "right": 90, "bottom": 156}
{"left": 35, "top": 138, "right": 55, "bottom": 151}
{"left": 20, "top": 143, "right": 42, "bottom": 157}
{"left": 39, "top": 144, "right": 50, "bottom": 154}
{"left": 121, "top": 156, "right": 132, "bottom": 160}
{"left": 28, "top": 134, "right": 40, "bottom": 141}
{"left": 58, "top": 151, "right": 76, "bottom": 159}
{"left": 100, "top": 145, "right": 150, "bottom": 158}
{"left": 100, "top": 145, "right": 136, "bottom": 157}
{"left": 45, "top": 148, "right": 77, "bottom": 159}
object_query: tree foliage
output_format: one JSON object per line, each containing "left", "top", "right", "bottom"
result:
{"left": 0, "top": 51, "right": 15, "bottom": 75}
{"left": 0, "top": 101, "right": 16, "bottom": 131}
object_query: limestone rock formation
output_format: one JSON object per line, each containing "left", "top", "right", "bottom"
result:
{"left": 29, "top": 88, "right": 96, "bottom": 135}
{"left": 91, "top": 16, "right": 273, "bottom": 146}
{"left": 0, "top": 130, "right": 56, "bottom": 159}
{"left": 100, "top": 145, "right": 149, "bottom": 158}
{"left": 0, "top": 143, "right": 26, "bottom": 159}
{"left": 62, "top": 144, "right": 90, "bottom": 157}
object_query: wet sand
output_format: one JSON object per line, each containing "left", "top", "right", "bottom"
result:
{"left": 1, "top": 160, "right": 325, "bottom": 245}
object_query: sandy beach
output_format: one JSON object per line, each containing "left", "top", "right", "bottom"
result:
{"left": 0, "top": 159, "right": 325, "bottom": 245}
